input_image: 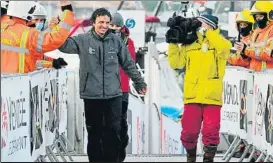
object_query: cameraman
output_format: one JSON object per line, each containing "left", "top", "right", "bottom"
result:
{"left": 167, "top": 14, "right": 232, "bottom": 162}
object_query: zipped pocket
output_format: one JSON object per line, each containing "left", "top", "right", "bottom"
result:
{"left": 82, "top": 73, "right": 89, "bottom": 92}
{"left": 214, "top": 52, "right": 219, "bottom": 79}
{"left": 116, "top": 73, "right": 121, "bottom": 89}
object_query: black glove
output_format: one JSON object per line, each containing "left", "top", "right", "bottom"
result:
{"left": 52, "top": 58, "right": 68, "bottom": 69}
{"left": 133, "top": 82, "right": 147, "bottom": 93}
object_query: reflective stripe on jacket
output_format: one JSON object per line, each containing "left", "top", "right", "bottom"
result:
{"left": 1, "top": 10, "right": 74, "bottom": 73}
{"left": 244, "top": 22, "right": 273, "bottom": 71}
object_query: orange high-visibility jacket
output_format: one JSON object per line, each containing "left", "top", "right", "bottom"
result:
{"left": 33, "top": 51, "right": 55, "bottom": 69}
{"left": 228, "top": 35, "right": 252, "bottom": 68}
{"left": 33, "top": 24, "right": 60, "bottom": 69}
{"left": 1, "top": 14, "right": 9, "bottom": 22}
{"left": 1, "top": 10, "right": 74, "bottom": 73}
{"left": 244, "top": 22, "right": 273, "bottom": 71}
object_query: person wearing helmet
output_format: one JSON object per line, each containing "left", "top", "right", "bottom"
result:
{"left": 235, "top": 1, "right": 273, "bottom": 71}
{"left": 1, "top": 1, "right": 9, "bottom": 21}
{"left": 228, "top": 9, "right": 254, "bottom": 69}
{"left": 108, "top": 12, "right": 136, "bottom": 162}
{"left": 27, "top": 2, "right": 68, "bottom": 71}
{"left": 27, "top": 2, "right": 47, "bottom": 31}
{"left": 1, "top": 1, "right": 74, "bottom": 73}
{"left": 228, "top": 10, "right": 255, "bottom": 158}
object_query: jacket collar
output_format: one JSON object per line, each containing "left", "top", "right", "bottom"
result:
{"left": 197, "top": 28, "right": 220, "bottom": 42}
{"left": 90, "top": 27, "right": 111, "bottom": 41}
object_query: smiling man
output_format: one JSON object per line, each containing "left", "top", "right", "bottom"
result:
{"left": 58, "top": 8, "right": 147, "bottom": 162}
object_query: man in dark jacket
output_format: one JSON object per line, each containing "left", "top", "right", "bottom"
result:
{"left": 109, "top": 12, "right": 136, "bottom": 162}
{"left": 58, "top": 8, "right": 147, "bottom": 162}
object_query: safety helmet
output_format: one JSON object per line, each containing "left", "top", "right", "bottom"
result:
{"left": 1, "top": 1, "right": 9, "bottom": 9}
{"left": 236, "top": 9, "right": 254, "bottom": 24}
{"left": 32, "top": 2, "right": 47, "bottom": 20}
{"left": 7, "top": 1, "right": 37, "bottom": 21}
{"left": 250, "top": 1, "right": 273, "bottom": 21}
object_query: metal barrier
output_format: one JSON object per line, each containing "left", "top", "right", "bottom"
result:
{"left": 1, "top": 69, "right": 77, "bottom": 162}
{"left": 220, "top": 67, "right": 273, "bottom": 162}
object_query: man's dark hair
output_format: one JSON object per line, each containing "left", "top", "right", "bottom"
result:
{"left": 90, "top": 8, "right": 112, "bottom": 23}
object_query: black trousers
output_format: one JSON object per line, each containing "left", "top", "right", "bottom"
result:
{"left": 84, "top": 96, "right": 122, "bottom": 162}
{"left": 119, "top": 93, "right": 129, "bottom": 162}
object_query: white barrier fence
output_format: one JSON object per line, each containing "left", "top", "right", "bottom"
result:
{"left": 221, "top": 66, "right": 273, "bottom": 162}
{"left": 2, "top": 49, "right": 272, "bottom": 162}
{"left": 1, "top": 69, "right": 75, "bottom": 162}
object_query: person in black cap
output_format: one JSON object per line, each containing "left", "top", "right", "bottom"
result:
{"left": 109, "top": 12, "right": 137, "bottom": 162}
{"left": 168, "top": 14, "right": 232, "bottom": 162}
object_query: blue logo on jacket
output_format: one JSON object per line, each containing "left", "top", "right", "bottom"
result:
{"left": 125, "top": 18, "right": 136, "bottom": 29}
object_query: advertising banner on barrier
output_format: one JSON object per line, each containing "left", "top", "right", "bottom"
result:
{"left": 127, "top": 95, "right": 145, "bottom": 154}
{"left": 1, "top": 75, "right": 32, "bottom": 162}
{"left": 221, "top": 67, "right": 251, "bottom": 138}
{"left": 160, "top": 114, "right": 185, "bottom": 154}
{"left": 253, "top": 72, "right": 273, "bottom": 153}
{"left": 43, "top": 69, "right": 59, "bottom": 146}
{"left": 58, "top": 69, "right": 68, "bottom": 134}
{"left": 29, "top": 71, "right": 46, "bottom": 160}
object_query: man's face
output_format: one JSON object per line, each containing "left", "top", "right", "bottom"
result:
{"left": 93, "top": 15, "right": 110, "bottom": 36}
{"left": 109, "top": 24, "right": 122, "bottom": 30}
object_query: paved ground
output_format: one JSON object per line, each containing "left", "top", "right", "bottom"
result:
{"left": 45, "top": 154, "right": 241, "bottom": 162}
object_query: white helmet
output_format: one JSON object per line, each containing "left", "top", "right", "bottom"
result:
{"left": 7, "top": 1, "right": 37, "bottom": 21}
{"left": 1, "top": 1, "right": 9, "bottom": 9}
{"left": 32, "top": 2, "right": 47, "bottom": 20}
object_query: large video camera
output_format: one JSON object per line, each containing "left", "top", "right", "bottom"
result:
{"left": 165, "top": 12, "right": 202, "bottom": 45}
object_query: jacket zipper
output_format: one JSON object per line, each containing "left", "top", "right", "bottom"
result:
{"left": 98, "top": 47, "right": 102, "bottom": 65}
{"left": 83, "top": 73, "right": 89, "bottom": 92}
{"left": 215, "top": 57, "right": 219, "bottom": 78}
{"left": 102, "top": 41, "right": 105, "bottom": 97}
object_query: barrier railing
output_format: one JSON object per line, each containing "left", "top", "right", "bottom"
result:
{"left": 1, "top": 68, "right": 76, "bottom": 162}
{"left": 220, "top": 66, "right": 273, "bottom": 162}
{"left": 2, "top": 53, "right": 272, "bottom": 162}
